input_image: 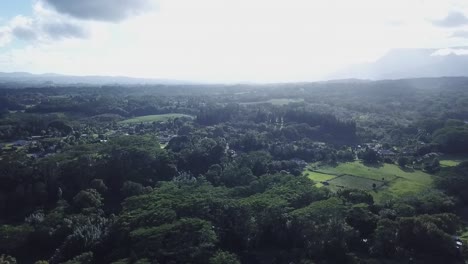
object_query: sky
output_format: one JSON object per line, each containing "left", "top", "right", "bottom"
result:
{"left": 1, "top": 0, "right": 468, "bottom": 82}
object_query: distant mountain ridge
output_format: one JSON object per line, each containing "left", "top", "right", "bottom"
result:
{"left": 3, "top": 46, "right": 468, "bottom": 86}
{"left": 330, "top": 46, "right": 468, "bottom": 80}
{"left": 0, "top": 72, "right": 191, "bottom": 86}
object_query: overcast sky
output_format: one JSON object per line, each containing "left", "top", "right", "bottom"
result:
{"left": 1, "top": 0, "right": 468, "bottom": 82}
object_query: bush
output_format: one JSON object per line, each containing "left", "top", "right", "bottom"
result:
{"left": 73, "top": 189, "right": 103, "bottom": 209}
{"left": 209, "top": 251, "right": 241, "bottom": 264}
{"left": 0, "top": 255, "right": 17, "bottom": 264}
{"left": 0, "top": 225, "right": 33, "bottom": 253}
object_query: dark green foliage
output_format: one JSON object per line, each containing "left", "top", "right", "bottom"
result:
{"left": 424, "top": 157, "right": 440, "bottom": 173}
{"left": 398, "top": 214, "right": 459, "bottom": 259}
{"left": 102, "top": 135, "right": 177, "bottom": 189}
{"left": 2, "top": 79, "right": 468, "bottom": 263}
{"left": 437, "top": 161, "right": 468, "bottom": 203}
{"left": 120, "top": 181, "right": 151, "bottom": 197}
{"left": 370, "top": 219, "right": 399, "bottom": 257}
{"left": 209, "top": 251, "right": 241, "bottom": 264}
{"left": 61, "top": 252, "right": 93, "bottom": 264}
{"left": 73, "top": 189, "right": 103, "bottom": 209}
{"left": 290, "top": 198, "right": 356, "bottom": 262}
{"left": 346, "top": 204, "right": 378, "bottom": 237}
{"left": 130, "top": 218, "right": 217, "bottom": 263}
{"left": 433, "top": 123, "right": 468, "bottom": 154}
{"left": 359, "top": 149, "right": 380, "bottom": 164}
{"left": 397, "top": 156, "right": 409, "bottom": 167}
{"left": 0, "top": 225, "right": 33, "bottom": 254}
{"left": 0, "top": 255, "right": 17, "bottom": 264}
{"left": 337, "top": 189, "right": 374, "bottom": 205}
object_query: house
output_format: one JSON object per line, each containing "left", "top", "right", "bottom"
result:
{"left": 453, "top": 236, "right": 463, "bottom": 250}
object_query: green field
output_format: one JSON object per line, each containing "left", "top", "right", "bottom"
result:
{"left": 439, "top": 155, "right": 468, "bottom": 167}
{"left": 120, "top": 114, "right": 193, "bottom": 124}
{"left": 240, "top": 98, "right": 304, "bottom": 106}
{"left": 307, "top": 161, "right": 434, "bottom": 202}
{"left": 305, "top": 170, "right": 337, "bottom": 182}
{"left": 328, "top": 175, "right": 384, "bottom": 191}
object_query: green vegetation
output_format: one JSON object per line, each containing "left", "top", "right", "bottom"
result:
{"left": 310, "top": 161, "right": 434, "bottom": 201}
{"left": 1, "top": 78, "right": 468, "bottom": 263}
{"left": 328, "top": 175, "right": 383, "bottom": 190}
{"left": 440, "top": 159, "right": 461, "bottom": 167}
{"left": 119, "top": 113, "right": 193, "bottom": 124}
{"left": 304, "top": 170, "right": 336, "bottom": 182}
{"left": 240, "top": 98, "right": 304, "bottom": 105}
{"left": 439, "top": 155, "right": 468, "bottom": 167}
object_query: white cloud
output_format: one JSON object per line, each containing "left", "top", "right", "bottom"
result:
{"left": 433, "top": 11, "right": 468, "bottom": 27}
{"left": 451, "top": 30, "right": 468, "bottom": 38}
{"left": 0, "top": 2, "right": 91, "bottom": 48}
{"left": 2, "top": 0, "right": 468, "bottom": 82}
{"left": 42, "top": 0, "right": 156, "bottom": 22}
{"left": 431, "top": 48, "right": 468, "bottom": 56}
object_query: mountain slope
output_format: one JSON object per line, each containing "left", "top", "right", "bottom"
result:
{"left": 0, "top": 72, "right": 191, "bottom": 86}
{"left": 330, "top": 47, "right": 468, "bottom": 80}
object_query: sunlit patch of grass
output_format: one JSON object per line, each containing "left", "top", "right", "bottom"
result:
{"left": 304, "top": 171, "right": 336, "bottom": 182}
{"left": 328, "top": 175, "right": 383, "bottom": 190}
{"left": 439, "top": 154, "right": 468, "bottom": 167}
{"left": 311, "top": 161, "right": 435, "bottom": 203}
{"left": 119, "top": 114, "right": 193, "bottom": 124}
{"left": 239, "top": 98, "right": 303, "bottom": 106}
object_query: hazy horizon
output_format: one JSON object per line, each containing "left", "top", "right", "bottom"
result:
{"left": 2, "top": 0, "right": 468, "bottom": 82}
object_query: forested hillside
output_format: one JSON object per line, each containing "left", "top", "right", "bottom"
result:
{"left": 1, "top": 78, "right": 468, "bottom": 263}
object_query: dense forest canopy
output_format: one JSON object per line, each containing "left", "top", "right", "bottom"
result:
{"left": 1, "top": 77, "right": 468, "bottom": 263}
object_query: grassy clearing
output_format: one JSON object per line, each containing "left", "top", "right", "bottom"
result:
{"left": 120, "top": 114, "right": 193, "bottom": 124}
{"left": 377, "top": 178, "right": 427, "bottom": 198}
{"left": 440, "top": 160, "right": 461, "bottom": 167}
{"left": 305, "top": 171, "right": 336, "bottom": 182}
{"left": 309, "top": 161, "right": 434, "bottom": 202}
{"left": 267, "top": 98, "right": 304, "bottom": 105}
{"left": 329, "top": 175, "right": 383, "bottom": 191}
{"left": 439, "top": 154, "right": 468, "bottom": 167}
{"left": 316, "top": 162, "right": 432, "bottom": 185}
{"left": 240, "top": 98, "right": 303, "bottom": 106}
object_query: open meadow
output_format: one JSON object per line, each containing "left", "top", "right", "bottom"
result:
{"left": 304, "top": 161, "right": 435, "bottom": 202}
{"left": 119, "top": 113, "right": 193, "bottom": 124}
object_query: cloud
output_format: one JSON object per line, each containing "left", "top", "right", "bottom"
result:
{"left": 0, "top": 3, "right": 90, "bottom": 47}
{"left": 0, "top": 30, "right": 12, "bottom": 47}
{"left": 42, "top": 0, "right": 155, "bottom": 22}
{"left": 431, "top": 48, "right": 468, "bottom": 56}
{"left": 450, "top": 30, "right": 468, "bottom": 38}
{"left": 433, "top": 11, "right": 468, "bottom": 27}
{"left": 10, "top": 16, "right": 37, "bottom": 40}
{"left": 41, "top": 22, "right": 89, "bottom": 39}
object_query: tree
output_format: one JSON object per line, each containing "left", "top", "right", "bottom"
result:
{"left": 397, "top": 156, "right": 409, "bottom": 167}
{"left": 120, "top": 181, "right": 151, "bottom": 197}
{"left": 360, "top": 149, "right": 379, "bottom": 164}
{"left": 209, "top": 251, "right": 241, "bottom": 264}
{"left": 337, "top": 189, "right": 374, "bottom": 205}
{"left": 73, "top": 189, "right": 102, "bottom": 209}
{"left": 398, "top": 214, "right": 460, "bottom": 259}
{"left": 0, "top": 255, "right": 17, "bottom": 264}
{"left": 424, "top": 158, "right": 440, "bottom": 173}
{"left": 346, "top": 204, "right": 378, "bottom": 237}
{"left": 61, "top": 252, "right": 93, "bottom": 264}
{"left": 290, "top": 198, "right": 355, "bottom": 262}
{"left": 129, "top": 218, "right": 218, "bottom": 263}
{"left": 370, "top": 219, "right": 399, "bottom": 257}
